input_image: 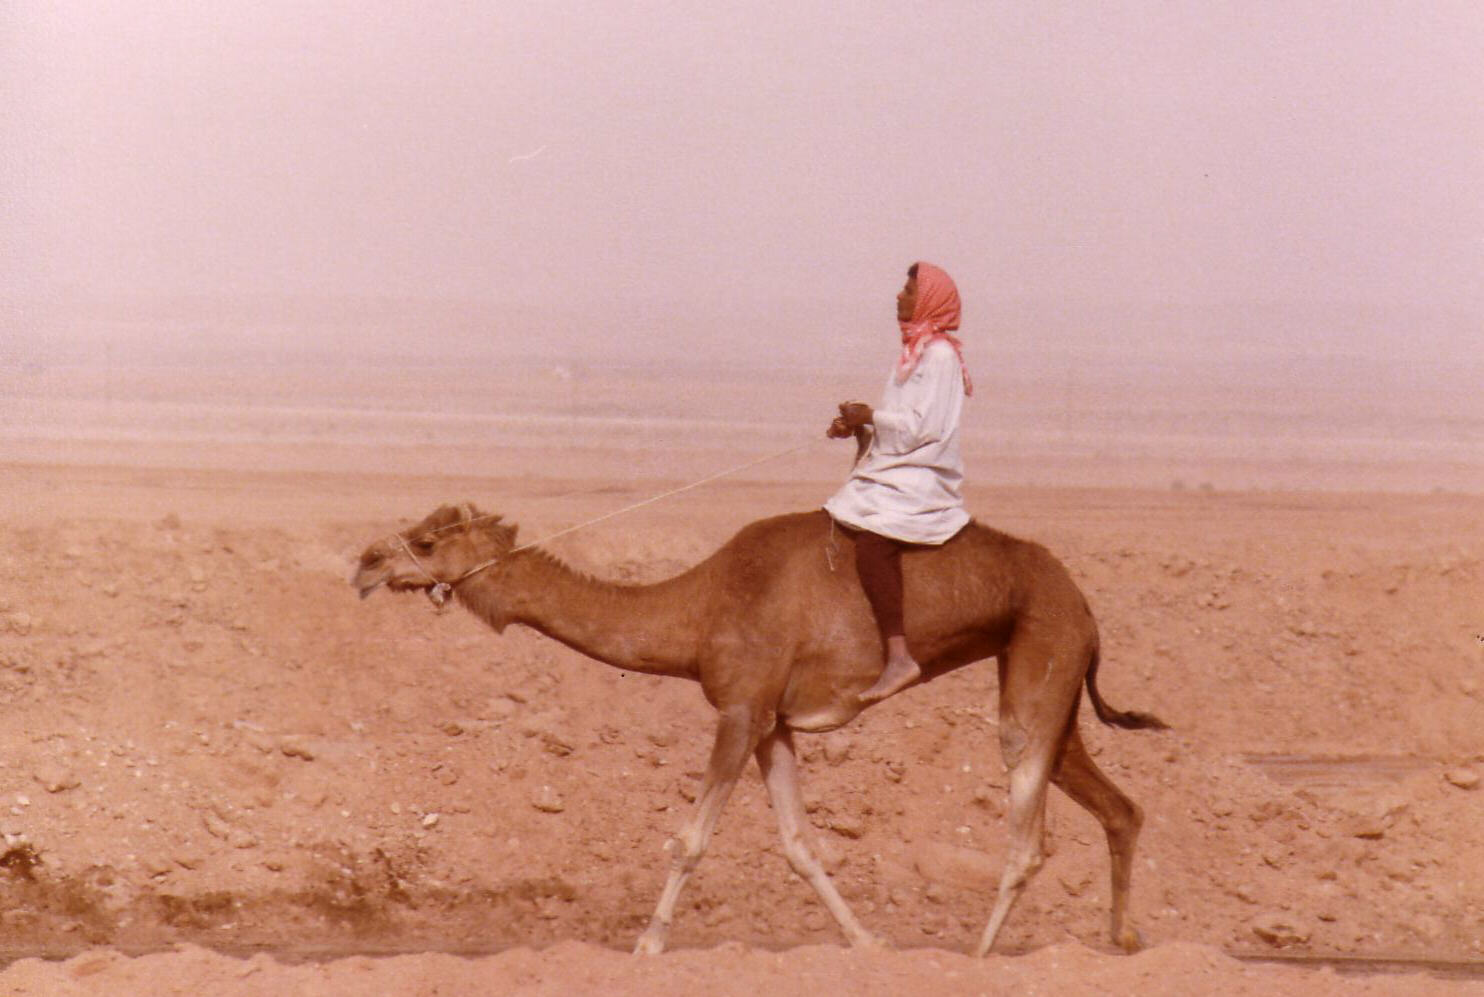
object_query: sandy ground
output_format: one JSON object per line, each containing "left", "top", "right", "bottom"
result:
{"left": 1, "top": 364, "right": 1482, "bottom": 994}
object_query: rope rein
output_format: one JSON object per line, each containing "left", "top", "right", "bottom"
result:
{"left": 392, "top": 438, "right": 824, "bottom": 607}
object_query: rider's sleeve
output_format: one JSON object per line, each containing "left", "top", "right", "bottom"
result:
{"left": 870, "top": 343, "right": 960, "bottom": 457}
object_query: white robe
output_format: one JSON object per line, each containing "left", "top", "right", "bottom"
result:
{"left": 824, "top": 339, "right": 970, "bottom": 544}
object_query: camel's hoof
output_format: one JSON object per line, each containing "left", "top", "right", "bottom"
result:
{"left": 634, "top": 931, "right": 667, "bottom": 956}
{"left": 851, "top": 931, "right": 890, "bottom": 951}
{"left": 1115, "top": 927, "right": 1144, "bottom": 954}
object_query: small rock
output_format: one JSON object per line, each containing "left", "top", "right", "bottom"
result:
{"left": 1414, "top": 913, "right": 1448, "bottom": 941}
{"left": 139, "top": 857, "right": 173, "bottom": 878}
{"left": 828, "top": 813, "right": 864, "bottom": 839}
{"left": 1209, "top": 798, "right": 1236, "bottom": 818}
{"left": 34, "top": 766, "right": 81, "bottom": 794}
{"left": 421, "top": 813, "right": 440, "bottom": 829}
{"left": 971, "top": 784, "right": 1002, "bottom": 813}
{"left": 1444, "top": 768, "right": 1480, "bottom": 790}
{"left": 71, "top": 953, "right": 116, "bottom": 978}
{"left": 1251, "top": 911, "right": 1310, "bottom": 947}
{"left": 532, "top": 785, "right": 565, "bottom": 813}
{"left": 156, "top": 513, "right": 182, "bottom": 531}
{"left": 278, "top": 737, "right": 316, "bottom": 761}
{"left": 822, "top": 732, "right": 853, "bottom": 765}
{"left": 4, "top": 613, "right": 32, "bottom": 636}
{"left": 1059, "top": 873, "right": 1091, "bottom": 898}
{"left": 913, "top": 841, "right": 998, "bottom": 893}
{"left": 202, "top": 813, "right": 234, "bottom": 841}
{"left": 1345, "top": 817, "right": 1386, "bottom": 840}
{"left": 240, "top": 730, "right": 276, "bottom": 754}
{"left": 486, "top": 699, "right": 519, "bottom": 721}
{"left": 519, "top": 714, "right": 575, "bottom": 756}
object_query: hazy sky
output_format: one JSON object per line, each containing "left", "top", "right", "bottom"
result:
{"left": 5, "top": 2, "right": 1481, "bottom": 363}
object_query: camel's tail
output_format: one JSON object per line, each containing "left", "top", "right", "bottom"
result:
{"left": 1085, "top": 648, "right": 1170, "bottom": 731}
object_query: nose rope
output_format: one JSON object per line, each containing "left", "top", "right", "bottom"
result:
{"left": 391, "top": 534, "right": 455, "bottom": 608}
{"left": 385, "top": 438, "right": 822, "bottom": 606}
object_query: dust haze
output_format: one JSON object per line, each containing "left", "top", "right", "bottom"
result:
{"left": 4, "top": 2, "right": 1482, "bottom": 489}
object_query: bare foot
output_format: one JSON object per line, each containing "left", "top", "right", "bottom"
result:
{"left": 858, "top": 655, "right": 921, "bottom": 704}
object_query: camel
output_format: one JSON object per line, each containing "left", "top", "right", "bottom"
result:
{"left": 352, "top": 502, "right": 1168, "bottom": 956}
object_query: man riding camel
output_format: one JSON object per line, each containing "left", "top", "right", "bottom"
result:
{"left": 825, "top": 261, "right": 973, "bottom": 703}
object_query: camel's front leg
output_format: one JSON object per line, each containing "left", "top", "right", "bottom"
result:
{"left": 755, "top": 727, "right": 880, "bottom": 947}
{"left": 635, "top": 704, "right": 769, "bottom": 955}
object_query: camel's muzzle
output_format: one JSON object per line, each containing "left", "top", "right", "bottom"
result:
{"left": 351, "top": 565, "right": 396, "bottom": 600}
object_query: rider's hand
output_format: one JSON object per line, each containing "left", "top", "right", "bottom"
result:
{"left": 837, "top": 402, "right": 873, "bottom": 429}
{"left": 826, "top": 416, "right": 852, "bottom": 439}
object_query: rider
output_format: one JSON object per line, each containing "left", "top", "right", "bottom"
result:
{"left": 824, "top": 262, "right": 973, "bottom": 703}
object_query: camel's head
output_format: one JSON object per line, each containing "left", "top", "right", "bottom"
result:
{"left": 353, "top": 503, "right": 517, "bottom": 601}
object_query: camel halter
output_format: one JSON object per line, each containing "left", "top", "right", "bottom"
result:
{"left": 387, "top": 439, "right": 820, "bottom": 610}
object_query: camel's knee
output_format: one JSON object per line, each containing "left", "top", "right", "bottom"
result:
{"left": 995, "top": 835, "right": 1046, "bottom": 896}
{"left": 1118, "top": 799, "right": 1144, "bottom": 840}
{"left": 784, "top": 849, "right": 815, "bottom": 880}
{"left": 998, "top": 717, "right": 1029, "bottom": 771}
{"left": 1104, "top": 797, "right": 1143, "bottom": 853}
{"left": 779, "top": 832, "right": 821, "bottom": 880}
{"left": 665, "top": 827, "right": 706, "bottom": 873}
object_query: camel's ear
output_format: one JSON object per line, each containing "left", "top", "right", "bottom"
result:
{"left": 460, "top": 501, "right": 501, "bottom": 525}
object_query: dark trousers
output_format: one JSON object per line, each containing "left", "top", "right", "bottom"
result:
{"left": 851, "top": 528, "right": 911, "bottom": 640}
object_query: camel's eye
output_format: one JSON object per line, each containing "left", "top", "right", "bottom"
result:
{"left": 413, "top": 536, "right": 435, "bottom": 552}
{"left": 362, "top": 551, "right": 383, "bottom": 568}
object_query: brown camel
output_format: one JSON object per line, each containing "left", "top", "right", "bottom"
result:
{"left": 353, "top": 502, "right": 1167, "bottom": 956}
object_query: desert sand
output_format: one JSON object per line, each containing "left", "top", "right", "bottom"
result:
{"left": 0, "top": 361, "right": 1481, "bottom": 994}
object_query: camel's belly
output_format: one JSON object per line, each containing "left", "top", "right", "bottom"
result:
{"left": 779, "top": 671, "right": 872, "bottom": 732}
{"left": 781, "top": 702, "right": 862, "bottom": 733}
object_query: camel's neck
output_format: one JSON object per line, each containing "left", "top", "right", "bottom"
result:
{"left": 456, "top": 550, "right": 705, "bottom": 679}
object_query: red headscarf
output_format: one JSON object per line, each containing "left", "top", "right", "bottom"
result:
{"left": 896, "top": 262, "right": 973, "bottom": 396}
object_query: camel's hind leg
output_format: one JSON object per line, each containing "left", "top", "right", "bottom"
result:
{"left": 1052, "top": 724, "right": 1146, "bottom": 952}
{"left": 974, "top": 638, "right": 1085, "bottom": 957}
{"left": 755, "top": 727, "right": 878, "bottom": 947}
{"left": 635, "top": 704, "right": 767, "bottom": 955}
{"left": 972, "top": 736, "right": 1057, "bottom": 956}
